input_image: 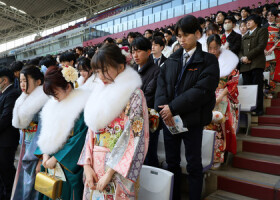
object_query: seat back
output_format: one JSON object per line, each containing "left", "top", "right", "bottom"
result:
{"left": 157, "top": 129, "right": 216, "bottom": 174}
{"left": 237, "top": 85, "right": 258, "bottom": 112}
{"left": 180, "top": 130, "right": 216, "bottom": 173}
{"left": 138, "top": 165, "right": 174, "bottom": 200}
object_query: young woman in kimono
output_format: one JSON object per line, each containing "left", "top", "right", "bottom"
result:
{"left": 77, "top": 57, "right": 98, "bottom": 90}
{"left": 206, "top": 34, "right": 239, "bottom": 169}
{"left": 11, "top": 65, "right": 48, "bottom": 200}
{"left": 34, "top": 65, "right": 90, "bottom": 200}
{"left": 78, "top": 44, "right": 149, "bottom": 200}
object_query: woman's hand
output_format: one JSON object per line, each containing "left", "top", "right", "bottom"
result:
{"left": 36, "top": 160, "right": 42, "bottom": 174}
{"left": 84, "top": 165, "right": 98, "bottom": 190}
{"left": 42, "top": 154, "right": 50, "bottom": 168}
{"left": 45, "top": 156, "right": 57, "bottom": 169}
{"left": 96, "top": 168, "right": 115, "bottom": 191}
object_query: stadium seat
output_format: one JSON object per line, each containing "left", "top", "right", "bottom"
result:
{"left": 237, "top": 85, "right": 258, "bottom": 135}
{"left": 157, "top": 129, "right": 216, "bottom": 173}
{"left": 138, "top": 165, "right": 174, "bottom": 200}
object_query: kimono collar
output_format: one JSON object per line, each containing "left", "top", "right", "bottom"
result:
{"left": 37, "top": 88, "right": 90, "bottom": 155}
{"left": 12, "top": 85, "right": 49, "bottom": 129}
{"left": 84, "top": 66, "right": 142, "bottom": 132}
{"left": 218, "top": 49, "right": 239, "bottom": 77}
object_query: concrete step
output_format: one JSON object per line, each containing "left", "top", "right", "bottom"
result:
{"left": 258, "top": 115, "right": 280, "bottom": 125}
{"left": 204, "top": 190, "right": 257, "bottom": 200}
{"left": 271, "top": 98, "right": 280, "bottom": 106}
{"left": 266, "top": 107, "right": 280, "bottom": 115}
{"left": 237, "top": 135, "right": 280, "bottom": 156}
{"left": 251, "top": 125, "right": 280, "bottom": 139}
{"left": 211, "top": 167, "right": 280, "bottom": 200}
{"left": 233, "top": 152, "right": 280, "bottom": 175}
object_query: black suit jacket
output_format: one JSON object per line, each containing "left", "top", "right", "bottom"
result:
{"left": 159, "top": 54, "right": 167, "bottom": 66}
{"left": 226, "top": 30, "right": 242, "bottom": 55}
{"left": 0, "top": 85, "right": 20, "bottom": 147}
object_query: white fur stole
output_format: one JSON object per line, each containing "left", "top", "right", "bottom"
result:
{"left": 12, "top": 86, "right": 49, "bottom": 129}
{"left": 218, "top": 49, "right": 239, "bottom": 77}
{"left": 84, "top": 66, "right": 142, "bottom": 132}
{"left": 37, "top": 88, "right": 90, "bottom": 155}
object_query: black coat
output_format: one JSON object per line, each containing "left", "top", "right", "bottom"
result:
{"left": 154, "top": 43, "right": 220, "bottom": 127}
{"left": 226, "top": 30, "right": 242, "bottom": 55}
{"left": 159, "top": 54, "right": 167, "bottom": 66}
{"left": 133, "top": 57, "right": 160, "bottom": 108}
{"left": 0, "top": 85, "right": 20, "bottom": 147}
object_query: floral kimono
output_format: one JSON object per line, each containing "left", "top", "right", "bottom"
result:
{"left": 78, "top": 67, "right": 149, "bottom": 200}
{"left": 265, "top": 24, "right": 280, "bottom": 92}
{"left": 11, "top": 86, "right": 49, "bottom": 200}
{"left": 206, "top": 49, "right": 239, "bottom": 163}
{"left": 35, "top": 88, "right": 90, "bottom": 200}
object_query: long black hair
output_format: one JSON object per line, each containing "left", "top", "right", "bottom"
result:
{"left": 20, "top": 65, "right": 44, "bottom": 92}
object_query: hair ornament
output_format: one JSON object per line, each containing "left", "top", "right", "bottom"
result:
{"left": 61, "top": 65, "right": 79, "bottom": 85}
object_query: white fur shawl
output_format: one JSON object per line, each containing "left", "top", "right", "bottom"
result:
{"left": 37, "top": 88, "right": 90, "bottom": 155}
{"left": 218, "top": 49, "right": 239, "bottom": 77}
{"left": 12, "top": 86, "right": 49, "bottom": 129}
{"left": 84, "top": 66, "right": 142, "bottom": 132}
{"left": 77, "top": 74, "right": 102, "bottom": 91}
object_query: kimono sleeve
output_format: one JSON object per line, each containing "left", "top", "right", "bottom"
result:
{"left": 226, "top": 70, "right": 239, "bottom": 104}
{"left": 106, "top": 89, "right": 149, "bottom": 182}
{"left": 53, "top": 113, "right": 88, "bottom": 174}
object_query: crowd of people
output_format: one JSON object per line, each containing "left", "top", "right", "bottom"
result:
{"left": 0, "top": 0, "right": 279, "bottom": 200}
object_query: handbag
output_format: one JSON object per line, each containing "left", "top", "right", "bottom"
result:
{"left": 34, "top": 168, "right": 63, "bottom": 199}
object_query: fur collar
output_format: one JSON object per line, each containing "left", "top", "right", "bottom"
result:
{"left": 37, "top": 88, "right": 90, "bottom": 154}
{"left": 77, "top": 74, "right": 102, "bottom": 91}
{"left": 218, "top": 49, "right": 239, "bottom": 77}
{"left": 12, "top": 86, "right": 49, "bottom": 129}
{"left": 84, "top": 66, "right": 142, "bottom": 132}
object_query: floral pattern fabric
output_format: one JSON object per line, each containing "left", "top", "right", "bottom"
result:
{"left": 265, "top": 25, "right": 280, "bottom": 93}
{"left": 78, "top": 89, "right": 149, "bottom": 200}
{"left": 206, "top": 70, "right": 239, "bottom": 163}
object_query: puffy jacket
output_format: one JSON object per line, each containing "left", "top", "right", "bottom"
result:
{"left": 154, "top": 43, "right": 220, "bottom": 127}
{"left": 133, "top": 57, "right": 160, "bottom": 108}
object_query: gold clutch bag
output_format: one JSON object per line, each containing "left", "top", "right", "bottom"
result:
{"left": 34, "top": 168, "right": 63, "bottom": 199}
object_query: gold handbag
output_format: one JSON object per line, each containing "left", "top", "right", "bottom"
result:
{"left": 34, "top": 168, "right": 63, "bottom": 199}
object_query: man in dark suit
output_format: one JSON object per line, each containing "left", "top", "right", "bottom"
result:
{"left": 155, "top": 15, "right": 219, "bottom": 200}
{"left": 131, "top": 37, "right": 160, "bottom": 168}
{"left": 224, "top": 16, "right": 242, "bottom": 55}
{"left": 0, "top": 68, "right": 20, "bottom": 200}
{"left": 239, "top": 15, "right": 269, "bottom": 116}
{"left": 151, "top": 36, "right": 167, "bottom": 67}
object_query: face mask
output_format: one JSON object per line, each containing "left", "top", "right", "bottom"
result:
{"left": 224, "top": 23, "right": 233, "bottom": 31}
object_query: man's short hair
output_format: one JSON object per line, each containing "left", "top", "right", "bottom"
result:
{"left": 225, "top": 15, "right": 237, "bottom": 24}
{"left": 130, "top": 37, "right": 152, "bottom": 52}
{"left": 10, "top": 61, "right": 23, "bottom": 72}
{"left": 145, "top": 29, "right": 153, "bottom": 34}
{"left": 151, "top": 36, "right": 165, "bottom": 47}
{"left": 241, "top": 7, "right": 251, "bottom": 14}
{"left": 153, "top": 31, "right": 164, "bottom": 39}
{"left": 216, "top": 11, "right": 227, "bottom": 19}
{"left": 247, "top": 14, "right": 262, "bottom": 26}
{"left": 175, "top": 15, "right": 200, "bottom": 35}
{"left": 0, "top": 67, "right": 14, "bottom": 83}
{"left": 164, "top": 30, "right": 172, "bottom": 36}
{"left": 127, "top": 32, "right": 137, "bottom": 38}
{"left": 60, "top": 52, "right": 76, "bottom": 64}
{"left": 197, "top": 17, "right": 206, "bottom": 25}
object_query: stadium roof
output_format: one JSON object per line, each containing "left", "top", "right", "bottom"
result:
{"left": 0, "top": 0, "right": 128, "bottom": 44}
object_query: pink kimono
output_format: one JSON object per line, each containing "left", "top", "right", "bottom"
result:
{"left": 78, "top": 89, "right": 149, "bottom": 200}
